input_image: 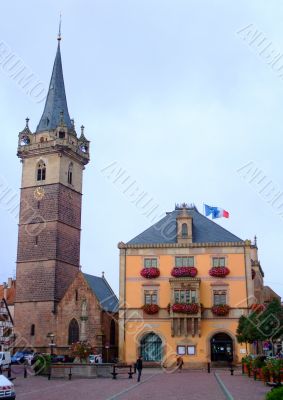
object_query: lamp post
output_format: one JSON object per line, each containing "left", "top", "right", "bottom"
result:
{"left": 48, "top": 333, "right": 56, "bottom": 356}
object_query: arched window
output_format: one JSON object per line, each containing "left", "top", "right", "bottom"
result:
{"left": 68, "top": 318, "right": 80, "bottom": 345}
{"left": 30, "top": 324, "right": 35, "bottom": 336}
{"left": 37, "top": 160, "right": 46, "bottom": 181}
{"left": 181, "top": 223, "right": 188, "bottom": 238}
{"left": 68, "top": 163, "right": 73, "bottom": 185}
{"left": 110, "top": 319, "right": 116, "bottom": 345}
{"left": 75, "top": 290, "right": 78, "bottom": 302}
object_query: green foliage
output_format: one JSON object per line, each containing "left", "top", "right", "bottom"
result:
{"left": 266, "top": 387, "right": 283, "bottom": 400}
{"left": 236, "top": 299, "right": 283, "bottom": 343}
{"left": 33, "top": 353, "right": 51, "bottom": 375}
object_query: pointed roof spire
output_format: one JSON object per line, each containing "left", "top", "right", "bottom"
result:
{"left": 36, "top": 20, "right": 72, "bottom": 133}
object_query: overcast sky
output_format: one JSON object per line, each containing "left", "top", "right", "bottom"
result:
{"left": 0, "top": 0, "right": 282, "bottom": 297}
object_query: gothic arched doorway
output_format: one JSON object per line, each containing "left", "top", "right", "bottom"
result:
{"left": 140, "top": 332, "right": 162, "bottom": 362}
{"left": 210, "top": 332, "right": 233, "bottom": 362}
{"left": 68, "top": 318, "right": 80, "bottom": 345}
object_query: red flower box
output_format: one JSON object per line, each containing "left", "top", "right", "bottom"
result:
{"left": 251, "top": 268, "right": 256, "bottom": 280}
{"left": 172, "top": 303, "right": 199, "bottom": 314}
{"left": 140, "top": 268, "right": 160, "bottom": 279}
{"left": 211, "top": 304, "right": 230, "bottom": 316}
{"left": 142, "top": 304, "right": 160, "bottom": 314}
{"left": 171, "top": 266, "right": 198, "bottom": 278}
{"left": 209, "top": 267, "right": 230, "bottom": 278}
{"left": 250, "top": 304, "right": 265, "bottom": 313}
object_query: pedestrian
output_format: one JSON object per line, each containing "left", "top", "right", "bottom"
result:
{"left": 176, "top": 355, "right": 184, "bottom": 372}
{"left": 136, "top": 355, "right": 143, "bottom": 382}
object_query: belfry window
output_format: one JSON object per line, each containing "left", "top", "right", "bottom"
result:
{"left": 68, "top": 163, "right": 73, "bottom": 185}
{"left": 37, "top": 161, "right": 46, "bottom": 181}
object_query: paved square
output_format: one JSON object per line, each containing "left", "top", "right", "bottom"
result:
{"left": 9, "top": 367, "right": 270, "bottom": 400}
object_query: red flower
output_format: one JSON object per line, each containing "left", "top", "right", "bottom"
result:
{"left": 172, "top": 303, "right": 199, "bottom": 314}
{"left": 171, "top": 267, "right": 198, "bottom": 278}
{"left": 250, "top": 304, "right": 265, "bottom": 313}
{"left": 209, "top": 267, "right": 230, "bottom": 278}
{"left": 142, "top": 304, "right": 160, "bottom": 314}
{"left": 211, "top": 304, "right": 230, "bottom": 316}
{"left": 140, "top": 268, "right": 160, "bottom": 279}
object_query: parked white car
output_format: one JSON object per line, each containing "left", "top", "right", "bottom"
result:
{"left": 0, "top": 375, "right": 15, "bottom": 399}
{"left": 0, "top": 353, "right": 11, "bottom": 370}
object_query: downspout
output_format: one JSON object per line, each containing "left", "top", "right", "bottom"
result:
{"left": 124, "top": 249, "right": 127, "bottom": 343}
{"left": 244, "top": 244, "right": 249, "bottom": 310}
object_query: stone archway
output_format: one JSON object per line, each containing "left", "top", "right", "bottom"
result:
{"left": 210, "top": 332, "right": 233, "bottom": 363}
{"left": 140, "top": 332, "right": 163, "bottom": 362}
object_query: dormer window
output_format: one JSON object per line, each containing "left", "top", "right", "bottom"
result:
{"left": 37, "top": 160, "right": 46, "bottom": 181}
{"left": 68, "top": 163, "right": 73, "bottom": 185}
{"left": 181, "top": 223, "right": 188, "bottom": 238}
{"left": 59, "top": 131, "right": 65, "bottom": 139}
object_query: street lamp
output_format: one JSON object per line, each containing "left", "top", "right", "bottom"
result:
{"left": 47, "top": 333, "right": 56, "bottom": 356}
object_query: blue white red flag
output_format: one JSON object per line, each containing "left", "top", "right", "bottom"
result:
{"left": 204, "top": 204, "right": 229, "bottom": 219}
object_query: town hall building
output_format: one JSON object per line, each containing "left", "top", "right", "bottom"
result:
{"left": 118, "top": 203, "right": 276, "bottom": 367}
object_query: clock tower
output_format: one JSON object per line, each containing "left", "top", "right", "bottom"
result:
{"left": 14, "top": 33, "right": 90, "bottom": 349}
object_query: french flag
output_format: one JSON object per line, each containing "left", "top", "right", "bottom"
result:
{"left": 204, "top": 204, "right": 230, "bottom": 219}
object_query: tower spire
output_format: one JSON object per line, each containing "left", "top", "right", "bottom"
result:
{"left": 36, "top": 24, "right": 72, "bottom": 133}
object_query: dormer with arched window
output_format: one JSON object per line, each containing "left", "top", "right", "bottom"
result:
{"left": 176, "top": 207, "right": 193, "bottom": 244}
{"left": 37, "top": 160, "right": 46, "bottom": 181}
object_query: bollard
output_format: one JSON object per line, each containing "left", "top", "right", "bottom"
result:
{"left": 24, "top": 365, "right": 27, "bottom": 378}
{"left": 7, "top": 364, "right": 11, "bottom": 379}
{"left": 230, "top": 365, "right": 234, "bottom": 376}
{"left": 207, "top": 362, "right": 211, "bottom": 373}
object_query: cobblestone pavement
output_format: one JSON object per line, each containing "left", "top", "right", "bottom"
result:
{"left": 7, "top": 367, "right": 271, "bottom": 400}
{"left": 218, "top": 371, "right": 270, "bottom": 400}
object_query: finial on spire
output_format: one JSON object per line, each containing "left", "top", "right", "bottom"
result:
{"left": 254, "top": 235, "right": 257, "bottom": 247}
{"left": 57, "top": 13, "right": 62, "bottom": 42}
{"left": 25, "top": 117, "right": 30, "bottom": 128}
{"left": 102, "top": 271, "right": 105, "bottom": 279}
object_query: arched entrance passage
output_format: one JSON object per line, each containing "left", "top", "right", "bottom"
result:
{"left": 140, "top": 332, "right": 162, "bottom": 362}
{"left": 210, "top": 332, "right": 233, "bottom": 362}
{"left": 68, "top": 318, "right": 80, "bottom": 345}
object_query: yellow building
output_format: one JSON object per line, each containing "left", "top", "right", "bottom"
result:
{"left": 118, "top": 204, "right": 263, "bottom": 367}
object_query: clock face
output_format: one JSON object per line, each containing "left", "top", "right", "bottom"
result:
{"left": 34, "top": 187, "right": 45, "bottom": 200}
{"left": 20, "top": 135, "right": 30, "bottom": 145}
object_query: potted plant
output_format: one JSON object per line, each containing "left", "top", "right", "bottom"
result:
{"left": 209, "top": 266, "right": 230, "bottom": 278}
{"left": 172, "top": 303, "right": 199, "bottom": 314}
{"left": 142, "top": 304, "right": 160, "bottom": 314}
{"left": 70, "top": 341, "right": 93, "bottom": 364}
{"left": 211, "top": 304, "right": 230, "bottom": 316}
{"left": 171, "top": 266, "right": 198, "bottom": 278}
{"left": 140, "top": 267, "right": 160, "bottom": 279}
{"left": 250, "top": 304, "right": 265, "bottom": 313}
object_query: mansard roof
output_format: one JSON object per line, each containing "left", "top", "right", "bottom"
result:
{"left": 127, "top": 205, "right": 243, "bottom": 245}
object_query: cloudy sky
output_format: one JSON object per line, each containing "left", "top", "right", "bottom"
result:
{"left": 0, "top": 0, "right": 282, "bottom": 297}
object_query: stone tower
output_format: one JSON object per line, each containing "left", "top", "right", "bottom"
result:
{"left": 14, "top": 34, "right": 90, "bottom": 350}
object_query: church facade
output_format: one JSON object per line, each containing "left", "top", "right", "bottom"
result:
{"left": 14, "top": 33, "right": 118, "bottom": 358}
{"left": 118, "top": 204, "right": 269, "bottom": 367}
